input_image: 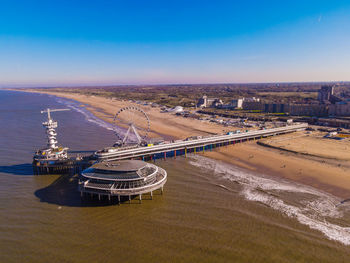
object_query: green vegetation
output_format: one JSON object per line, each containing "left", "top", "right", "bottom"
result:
{"left": 35, "top": 82, "right": 349, "bottom": 109}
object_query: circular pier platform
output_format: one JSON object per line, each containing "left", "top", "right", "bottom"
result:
{"left": 78, "top": 160, "right": 167, "bottom": 203}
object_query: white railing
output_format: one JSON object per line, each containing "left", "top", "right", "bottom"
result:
{"left": 80, "top": 167, "right": 167, "bottom": 196}
{"left": 95, "top": 123, "right": 308, "bottom": 161}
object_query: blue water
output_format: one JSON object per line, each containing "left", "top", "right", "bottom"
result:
{"left": 0, "top": 90, "right": 117, "bottom": 165}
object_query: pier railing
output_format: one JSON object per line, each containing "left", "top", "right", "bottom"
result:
{"left": 95, "top": 123, "right": 308, "bottom": 161}
{"left": 79, "top": 168, "right": 167, "bottom": 196}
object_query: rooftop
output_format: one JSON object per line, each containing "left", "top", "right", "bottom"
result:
{"left": 92, "top": 160, "right": 147, "bottom": 172}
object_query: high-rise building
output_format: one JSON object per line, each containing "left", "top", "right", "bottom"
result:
{"left": 318, "top": 86, "right": 334, "bottom": 103}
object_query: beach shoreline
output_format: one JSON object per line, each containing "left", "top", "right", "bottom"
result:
{"left": 11, "top": 88, "right": 350, "bottom": 199}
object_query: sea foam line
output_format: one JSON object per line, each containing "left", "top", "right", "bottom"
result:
{"left": 54, "top": 97, "right": 129, "bottom": 138}
{"left": 188, "top": 155, "right": 350, "bottom": 245}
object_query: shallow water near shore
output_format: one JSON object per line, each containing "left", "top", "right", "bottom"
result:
{"left": 1, "top": 90, "right": 350, "bottom": 262}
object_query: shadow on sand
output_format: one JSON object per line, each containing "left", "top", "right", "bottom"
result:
{"left": 34, "top": 173, "right": 145, "bottom": 207}
{"left": 0, "top": 163, "right": 34, "bottom": 176}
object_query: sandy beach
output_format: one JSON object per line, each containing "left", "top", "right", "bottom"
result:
{"left": 203, "top": 141, "right": 350, "bottom": 199}
{"left": 25, "top": 90, "right": 231, "bottom": 139}
{"left": 18, "top": 89, "right": 350, "bottom": 199}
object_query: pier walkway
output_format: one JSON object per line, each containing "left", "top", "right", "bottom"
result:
{"left": 95, "top": 123, "right": 308, "bottom": 161}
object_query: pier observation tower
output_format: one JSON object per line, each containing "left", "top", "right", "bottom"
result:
{"left": 32, "top": 108, "right": 72, "bottom": 174}
{"left": 41, "top": 108, "right": 69, "bottom": 152}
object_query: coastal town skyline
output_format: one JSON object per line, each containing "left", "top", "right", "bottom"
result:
{"left": 1, "top": 0, "right": 350, "bottom": 86}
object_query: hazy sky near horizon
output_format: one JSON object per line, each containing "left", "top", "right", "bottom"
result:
{"left": 0, "top": 0, "right": 350, "bottom": 86}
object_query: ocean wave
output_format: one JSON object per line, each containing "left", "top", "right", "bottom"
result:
{"left": 188, "top": 155, "right": 350, "bottom": 245}
{"left": 55, "top": 97, "right": 126, "bottom": 135}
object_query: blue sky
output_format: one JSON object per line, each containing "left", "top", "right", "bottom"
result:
{"left": 0, "top": 0, "right": 350, "bottom": 86}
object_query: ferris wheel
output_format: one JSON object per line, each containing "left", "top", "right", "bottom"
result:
{"left": 113, "top": 106, "right": 150, "bottom": 145}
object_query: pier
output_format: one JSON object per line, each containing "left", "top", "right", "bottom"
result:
{"left": 33, "top": 107, "right": 307, "bottom": 176}
{"left": 95, "top": 123, "right": 308, "bottom": 161}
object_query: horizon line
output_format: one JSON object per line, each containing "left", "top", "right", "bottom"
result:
{"left": 2, "top": 80, "right": 350, "bottom": 89}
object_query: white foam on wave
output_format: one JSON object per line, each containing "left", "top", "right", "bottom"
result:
{"left": 55, "top": 97, "right": 125, "bottom": 134}
{"left": 189, "top": 155, "right": 350, "bottom": 245}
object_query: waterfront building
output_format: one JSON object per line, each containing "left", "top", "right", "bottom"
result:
{"left": 219, "top": 97, "right": 261, "bottom": 110}
{"left": 197, "top": 95, "right": 222, "bottom": 108}
{"left": 79, "top": 160, "right": 167, "bottom": 203}
{"left": 197, "top": 95, "right": 208, "bottom": 107}
{"left": 329, "top": 99, "right": 350, "bottom": 116}
{"left": 230, "top": 98, "right": 244, "bottom": 109}
{"left": 289, "top": 104, "right": 329, "bottom": 116}
{"left": 262, "top": 103, "right": 329, "bottom": 117}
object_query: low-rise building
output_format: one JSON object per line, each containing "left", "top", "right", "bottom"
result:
{"left": 262, "top": 103, "right": 329, "bottom": 116}
{"left": 289, "top": 104, "right": 328, "bottom": 116}
{"left": 219, "top": 97, "right": 261, "bottom": 110}
{"left": 242, "top": 101, "right": 264, "bottom": 110}
{"left": 197, "top": 95, "right": 223, "bottom": 108}
{"left": 231, "top": 98, "right": 244, "bottom": 109}
{"left": 329, "top": 99, "right": 350, "bottom": 116}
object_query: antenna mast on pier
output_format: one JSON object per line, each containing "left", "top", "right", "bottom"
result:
{"left": 41, "top": 108, "right": 70, "bottom": 149}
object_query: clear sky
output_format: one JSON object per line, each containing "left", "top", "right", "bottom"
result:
{"left": 0, "top": 0, "right": 350, "bottom": 86}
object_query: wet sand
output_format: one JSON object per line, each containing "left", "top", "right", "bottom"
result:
{"left": 203, "top": 142, "right": 350, "bottom": 199}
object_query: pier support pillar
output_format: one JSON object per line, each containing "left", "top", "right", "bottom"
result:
{"left": 118, "top": 195, "right": 120, "bottom": 205}
{"left": 185, "top": 148, "right": 187, "bottom": 158}
{"left": 98, "top": 194, "right": 101, "bottom": 201}
{"left": 129, "top": 195, "right": 131, "bottom": 204}
{"left": 139, "top": 194, "right": 142, "bottom": 204}
{"left": 174, "top": 150, "right": 176, "bottom": 159}
{"left": 80, "top": 191, "right": 83, "bottom": 197}
{"left": 150, "top": 191, "right": 153, "bottom": 200}
{"left": 161, "top": 186, "right": 164, "bottom": 195}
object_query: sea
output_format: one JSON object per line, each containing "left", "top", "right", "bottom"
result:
{"left": 1, "top": 89, "right": 350, "bottom": 263}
